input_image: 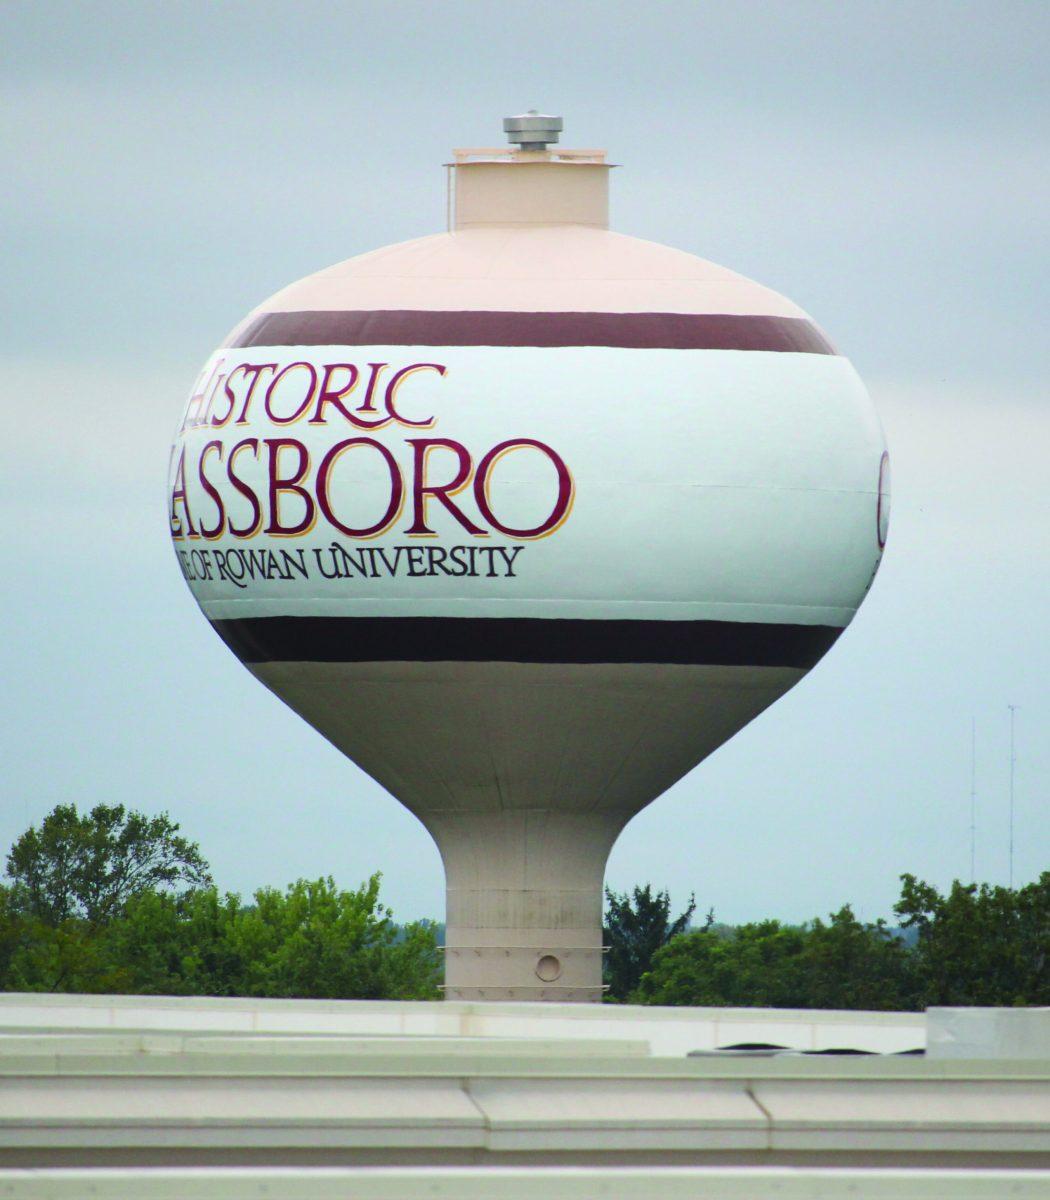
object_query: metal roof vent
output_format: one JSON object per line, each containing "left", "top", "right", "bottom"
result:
{"left": 503, "top": 110, "right": 563, "bottom": 151}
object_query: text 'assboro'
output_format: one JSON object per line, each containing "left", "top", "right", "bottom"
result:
{"left": 169, "top": 356, "right": 574, "bottom": 545}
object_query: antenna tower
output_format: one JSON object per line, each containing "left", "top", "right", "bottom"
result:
{"left": 969, "top": 717, "right": 976, "bottom": 884}
{"left": 1008, "top": 705, "right": 1018, "bottom": 889}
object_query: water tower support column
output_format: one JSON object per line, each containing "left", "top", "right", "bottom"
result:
{"left": 428, "top": 809, "right": 626, "bottom": 1002}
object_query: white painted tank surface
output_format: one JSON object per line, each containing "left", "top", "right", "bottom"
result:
{"left": 168, "top": 116, "right": 889, "bottom": 1002}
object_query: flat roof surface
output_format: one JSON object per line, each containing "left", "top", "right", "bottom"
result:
{"left": 1, "top": 994, "right": 1046, "bottom": 1175}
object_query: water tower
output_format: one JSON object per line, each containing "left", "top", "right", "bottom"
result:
{"left": 169, "top": 113, "right": 889, "bottom": 1001}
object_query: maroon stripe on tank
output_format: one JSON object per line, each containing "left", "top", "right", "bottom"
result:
{"left": 226, "top": 310, "right": 836, "bottom": 354}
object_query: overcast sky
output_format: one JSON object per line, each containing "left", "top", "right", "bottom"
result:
{"left": 2, "top": 0, "right": 1047, "bottom": 926}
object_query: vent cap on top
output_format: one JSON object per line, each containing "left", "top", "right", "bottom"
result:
{"left": 503, "top": 110, "right": 563, "bottom": 151}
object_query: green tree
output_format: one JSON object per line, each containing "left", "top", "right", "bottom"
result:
{"left": 1, "top": 876, "right": 442, "bottom": 1000}
{"left": 635, "top": 910, "right": 918, "bottom": 1010}
{"left": 0, "top": 882, "right": 126, "bottom": 994}
{"left": 6, "top": 804, "right": 211, "bottom": 926}
{"left": 604, "top": 884, "right": 698, "bottom": 1000}
{"left": 0, "top": 887, "right": 22, "bottom": 985}
{"left": 796, "top": 906, "right": 918, "bottom": 1010}
{"left": 896, "top": 872, "right": 1050, "bottom": 1006}
{"left": 100, "top": 887, "right": 245, "bottom": 996}
{"left": 225, "top": 875, "right": 440, "bottom": 1000}
{"left": 635, "top": 920, "right": 806, "bottom": 1007}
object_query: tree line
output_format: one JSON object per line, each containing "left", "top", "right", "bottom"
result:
{"left": 0, "top": 804, "right": 440, "bottom": 998}
{"left": 1, "top": 804, "right": 1046, "bottom": 1007}
{"left": 604, "top": 879, "right": 1050, "bottom": 1008}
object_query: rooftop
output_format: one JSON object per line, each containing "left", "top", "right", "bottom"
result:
{"left": 0, "top": 993, "right": 1046, "bottom": 1188}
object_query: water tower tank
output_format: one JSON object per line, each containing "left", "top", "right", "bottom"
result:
{"left": 169, "top": 114, "right": 889, "bottom": 1001}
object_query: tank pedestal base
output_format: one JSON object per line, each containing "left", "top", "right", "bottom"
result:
{"left": 441, "top": 944, "right": 606, "bottom": 1003}
{"left": 429, "top": 809, "right": 626, "bottom": 1002}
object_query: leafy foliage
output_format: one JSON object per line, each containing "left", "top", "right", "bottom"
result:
{"left": 217, "top": 876, "right": 441, "bottom": 1000}
{"left": 0, "top": 877, "right": 441, "bottom": 1000}
{"left": 603, "top": 884, "right": 698, "bottom": 1000}
{"left": 895, "top": 872, "right": 1050, "bottom": 1006}
{"left": 6, "top": 804, "right": 211, "bottom": 925}
{"left": 0, "top": 805, "right": 440, "bottom": 1000}
{"left": 633, "top": 907, "right": 918, "bottom": 1009}
{"left": 797, "top": 906, "right": 920, "bottom": 1010}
